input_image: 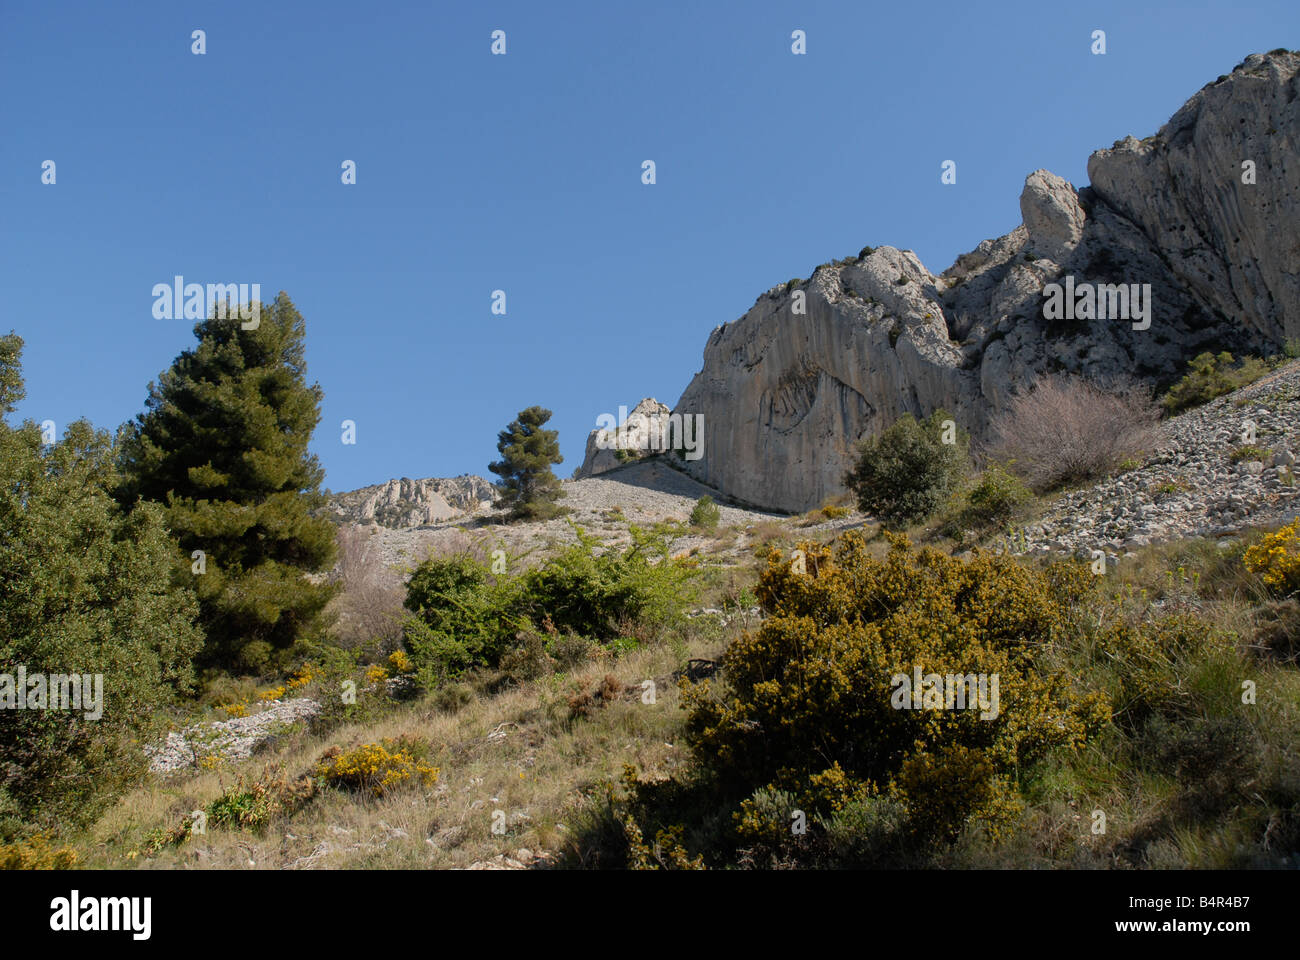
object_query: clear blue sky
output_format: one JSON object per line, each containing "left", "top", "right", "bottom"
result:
{"left": 2, "top": 0, "right": 1295, "bottom": 493}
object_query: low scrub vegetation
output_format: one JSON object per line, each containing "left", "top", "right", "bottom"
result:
{"left": 688, "top": 496, "right": 720, "bottom": 530}
{"left": 1160, "top": 351, "right": 1274, "bottom": 415}
{"left": 565, "top": 525, "right": 1300, "bottom": 869}
{"left": 402, "top": 526, "right": 695, "bottom": 687}
{"left": 1244, "top": 519, "right": 1300, "bottom": 595}
{"left": 209, "top": 768, "right": 318, "bottom": 830}
{"left": 315, "top": 737, "right": 439, "bottom": 799}
{"left": 939, "top": 463, "right": 1034, "bottom": 541}
{"left": 682, "top": 533, "right": 1110, "bottom": 856}
{"left": 989, "top": 375, "right": 1159, "bottom": 493}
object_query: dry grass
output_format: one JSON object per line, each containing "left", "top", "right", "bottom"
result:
{"left": 79, "top": 615, "right": 741, "bottom": 870}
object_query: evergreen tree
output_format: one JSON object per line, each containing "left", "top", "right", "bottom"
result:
{"left": 844, "top": 410, "right": 966, "bottom": 525}
{"left": 488, "top": 406, "right": 567, "bottom": 521}
{"left": 0, "top": 334, "right": 203, "bottom": 831}
{"left": 0, "top": 333, "right": 24, "bottom": 415}
{"left": 117, "top": 294, "right": 337, "bottom": 671}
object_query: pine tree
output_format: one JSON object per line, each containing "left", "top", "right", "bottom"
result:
{"left": 1, "top": 334, "right": 203, "bottom": 830}
{"left": 488, "top": 406, "right": 568, "bottom": 521}
{"left": 117, "top": 293, "right": 337, "bottom": 671}
{"left": 0, "top": 332, "right": 24, "bottom": 415}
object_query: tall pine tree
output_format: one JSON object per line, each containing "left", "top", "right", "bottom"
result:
{"left": 117, "top": 293, "right": 337, "bottom": 671}
{"left": 488, "top": 406, "right": 567, "bottom": 521}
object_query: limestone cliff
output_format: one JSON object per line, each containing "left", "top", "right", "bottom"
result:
{"left": 660, "top": 51, "right": 1299, "bottom": 513}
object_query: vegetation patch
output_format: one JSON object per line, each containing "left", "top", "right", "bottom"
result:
{"left": 315, "top": 737, "right": 438, "bottom": 799}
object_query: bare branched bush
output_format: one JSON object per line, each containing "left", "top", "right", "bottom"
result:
{"left": 987, "top": 374, "right": 1160, "bottom": 492}
{"left": 329, "top": 524, "right": 405, "bottom": 654}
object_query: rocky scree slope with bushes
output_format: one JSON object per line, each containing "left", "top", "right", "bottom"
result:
{"left": 1018, "top": 357, "right": 1300, "bottom": 561}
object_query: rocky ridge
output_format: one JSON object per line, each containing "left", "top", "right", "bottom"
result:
{"left": 644, "top": 51, "right": 1300, "bottom": 513}
{"left": 328, "top": 474, "right": 498, "bottom": 528}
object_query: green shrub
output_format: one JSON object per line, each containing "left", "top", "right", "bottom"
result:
{"left": 402, "top": 527, "right": 694, "bottom": 683}
{"left": 518, "top": 527, "right": 692, "bottom": 639}
{"left": 683, "top": 532, "right": 1110, "bottom": 845}
{"left": 402, "top": 554, "right": 519, "bottom": 684}
{"left": 844, "top": 411, "right": 966, "bottom": 525}
{"left": 0, "top": 380, "right": 203, "bottom": 832}
{"left": 1161, "top": 351, "right": 1271, "bottom": 415}
{"left": 688, "top": 495, "right": 721, "bottom": 530}
{"left": 941, "top": 464, "right": 1033, "bottom": 538}
{"left": 1229, "top": 445, "right": 1270, "bottom": 463}
{"left": 817, "top": 795, "right": 909, "bottom": 866}
{"left": 548, "top": 631, "right": 597, "bottom": 669}
{"left": 208, "top": 768, "right": 317, "bottom": 831}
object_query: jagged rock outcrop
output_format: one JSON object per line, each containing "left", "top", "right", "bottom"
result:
{"left": 329, "top": 475, "right": 497, "bottom": 527}
{"left": 578, "top": 398, "right": 673, "bottom": 476}
{"left": 664, "top": 50, "right": 1299, "bottom": 513}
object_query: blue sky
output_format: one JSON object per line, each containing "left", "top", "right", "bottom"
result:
{"left": 2, "top": 0, "right": 1296, "bottom": 493}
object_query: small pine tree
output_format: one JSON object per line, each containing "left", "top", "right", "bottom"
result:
{"left": 488, "top": 406, "right": 568, "bottom": 521}
{"left": 689, "top": 495, "right": 721, "bottom": 529}
{"left": 116, "top": 293, "right": 337, "bottom": 671}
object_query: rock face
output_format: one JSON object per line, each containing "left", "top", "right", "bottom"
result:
{"left": 329, "top": 475, "right": 498, "bottom": 528}
{"left": 578, "top": 398, "right": 674, "bottom": 477}
{"left": 666, "top": 51, "right": 1300, "bottom": 513}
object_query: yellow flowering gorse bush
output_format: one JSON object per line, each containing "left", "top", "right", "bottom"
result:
{"left": 1243, "top": 519, "right": 1300, "bottom": 594}
{"left": 685, "top": 531, "right": 1110, "bottom": 844}
{"left": 315, "top": 736, "right": 439, "bottom": 798}
{"left": 0, "top": 834, "right": 78, "bottom": 870}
